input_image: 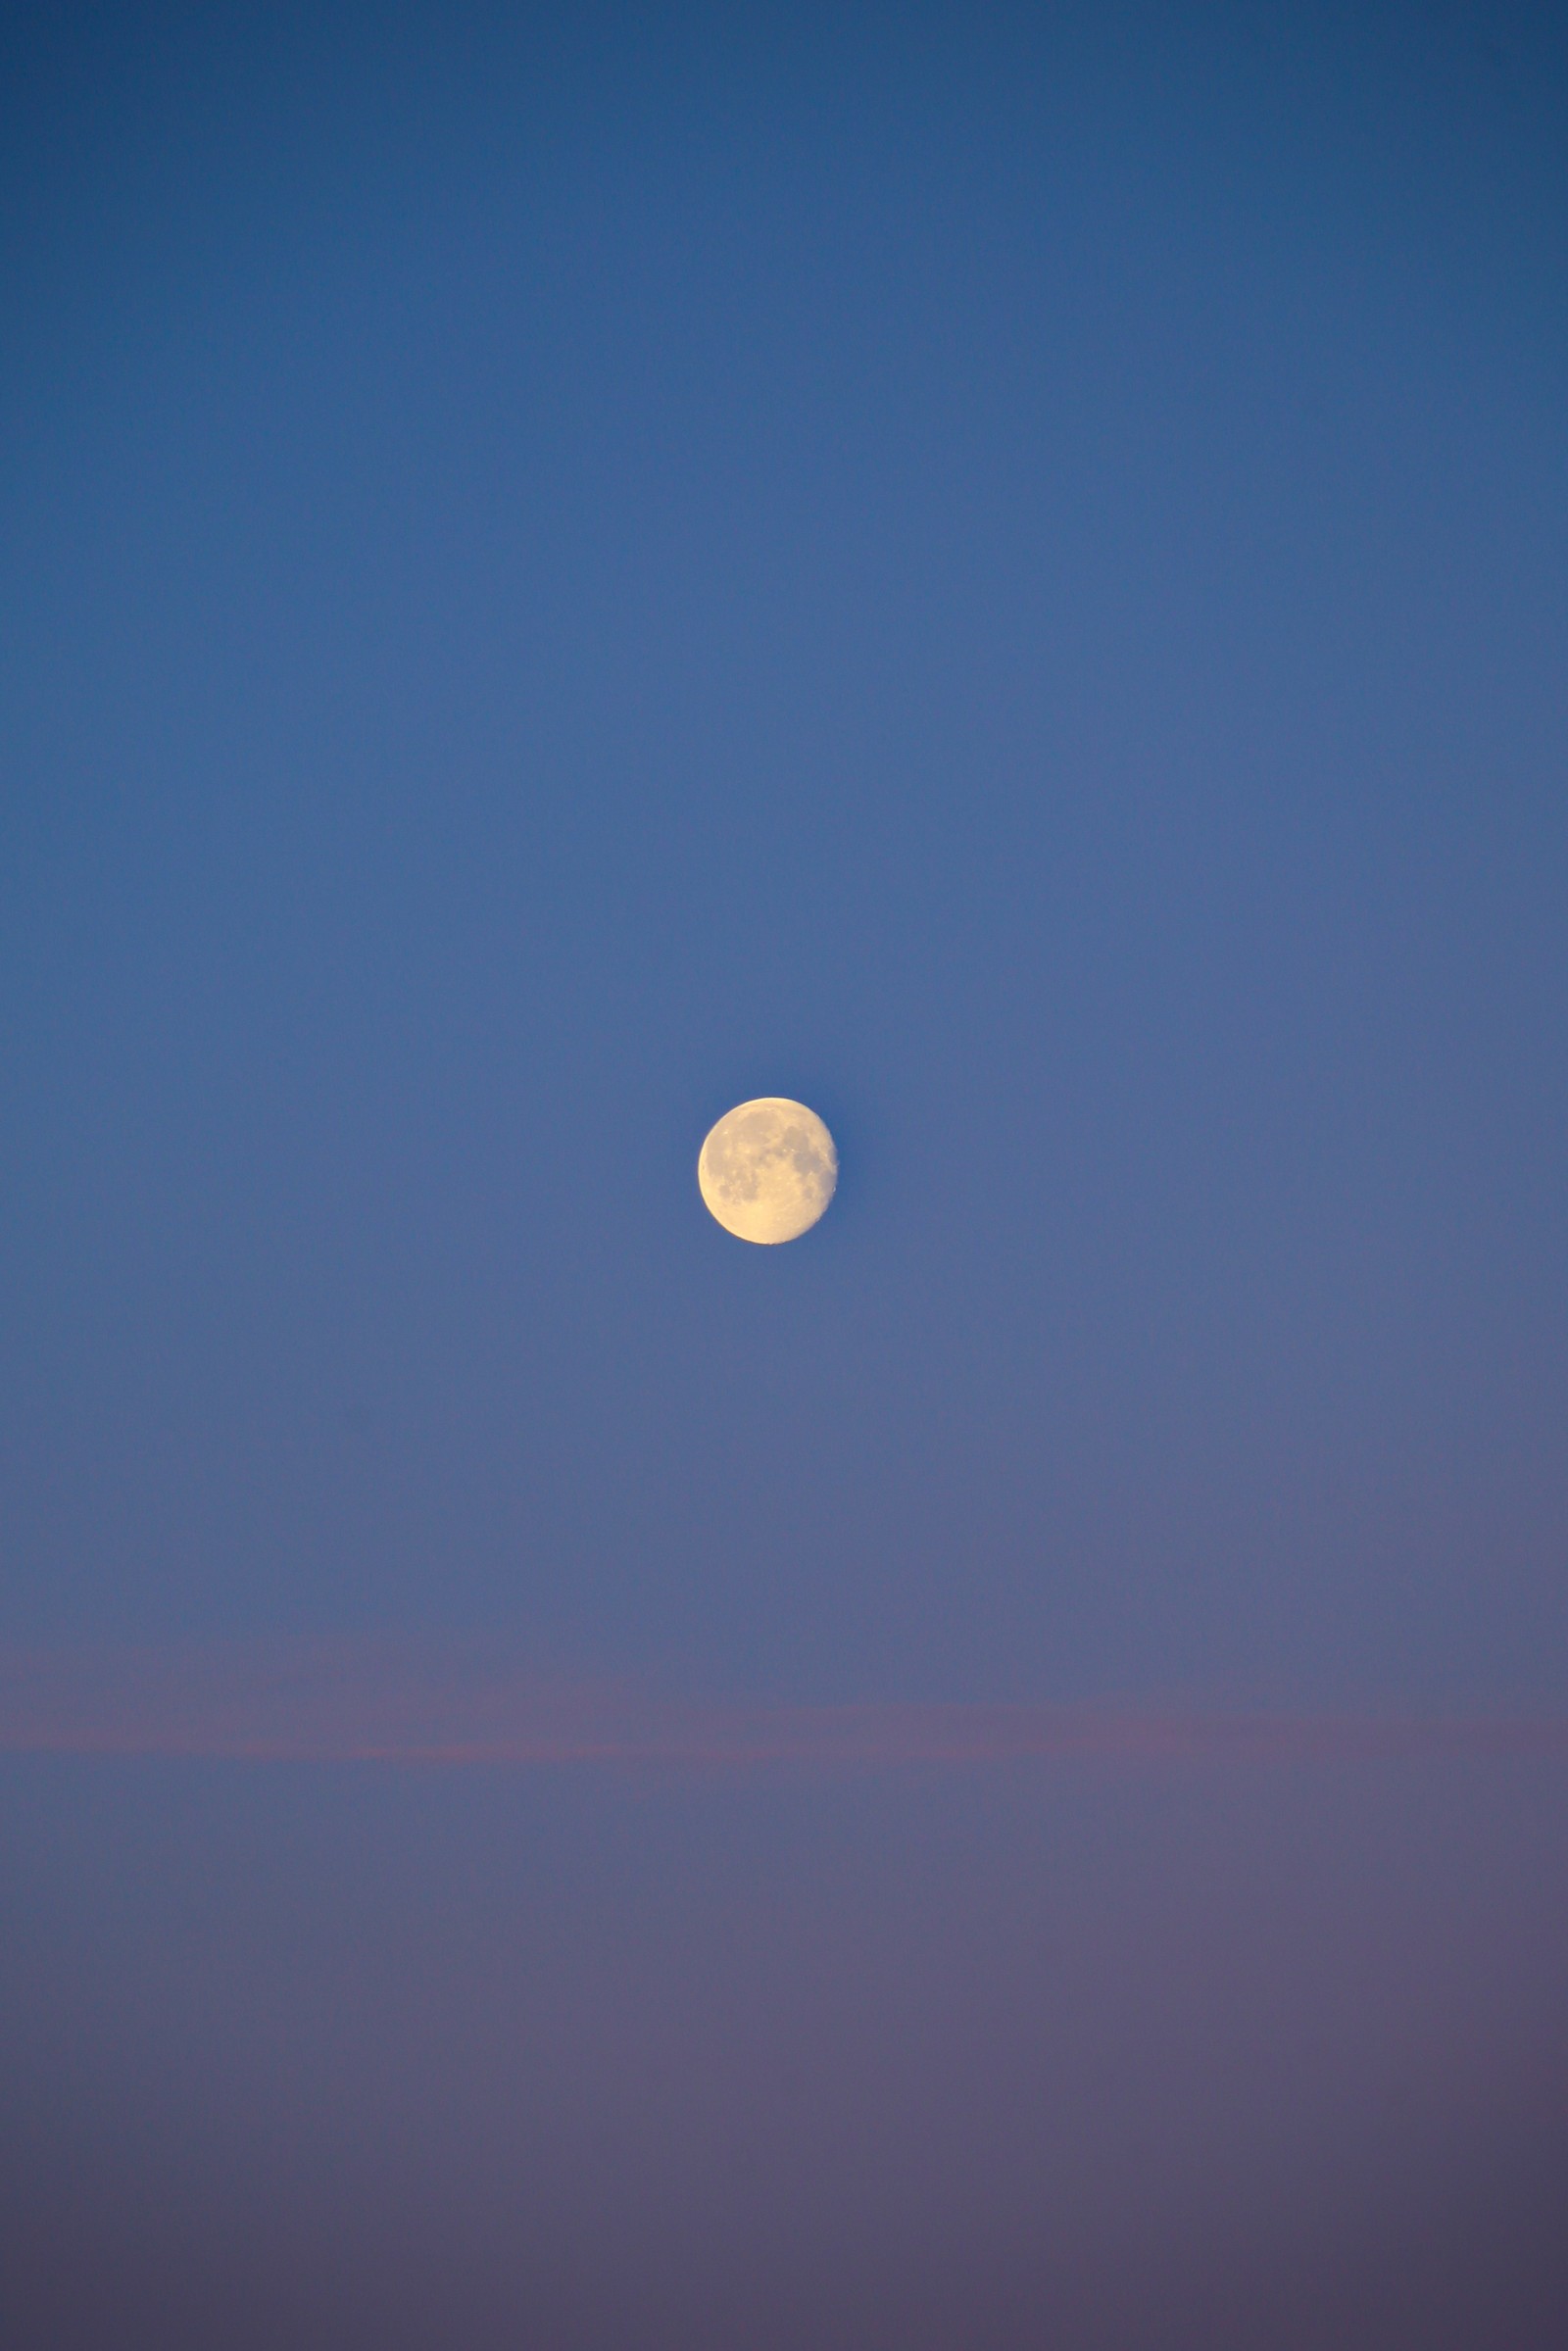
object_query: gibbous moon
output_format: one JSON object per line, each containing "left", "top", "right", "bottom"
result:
{"left": 698, "top": 1098, "right": 838, "bottom": 1245}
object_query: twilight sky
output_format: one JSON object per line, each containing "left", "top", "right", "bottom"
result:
{"left": 3, "top": 5, "right": 1567, "bottom": 2344}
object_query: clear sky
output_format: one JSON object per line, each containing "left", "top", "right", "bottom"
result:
{"left": 3, "top": 6, "right": 1566, "bottom": 2344}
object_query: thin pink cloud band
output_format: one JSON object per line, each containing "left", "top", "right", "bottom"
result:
{"left": 3, "top": 1641, "right": 1566, "bottom": 1769}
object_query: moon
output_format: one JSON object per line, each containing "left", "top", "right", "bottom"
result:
{"left": 698, "top": 1098, "right": 838, "bottom": 1245}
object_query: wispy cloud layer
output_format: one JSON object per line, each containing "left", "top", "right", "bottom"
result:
{"left": 2, "top": 1640, "right": 1566, "bottom": 1770}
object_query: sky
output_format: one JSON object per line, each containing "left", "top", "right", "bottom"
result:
{"left": 2, "top": 3, "right": 1566, "bottom": 2343}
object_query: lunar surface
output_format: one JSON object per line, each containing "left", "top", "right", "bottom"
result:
{"left": 698, "top": 1098, "right": 838, "bottom": 1244}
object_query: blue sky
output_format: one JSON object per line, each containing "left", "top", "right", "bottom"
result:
{"left": 2, "top": 5, "right": 1566, "bottom": 2341}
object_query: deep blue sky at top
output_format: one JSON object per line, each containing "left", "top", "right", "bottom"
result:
{"left": 2, "top": 0, "right": 1565, "bottom": 1702}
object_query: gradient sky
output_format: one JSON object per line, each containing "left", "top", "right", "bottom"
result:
{"left": 3, "top": 5, "right": 1567, "bottom": 2344}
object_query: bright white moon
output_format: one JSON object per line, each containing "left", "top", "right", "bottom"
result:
{"left": 698, "top": 1098, "right": 838, "bottom": 1245}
